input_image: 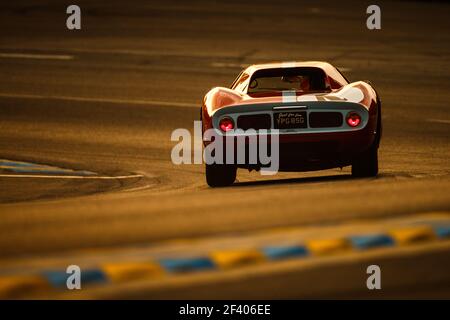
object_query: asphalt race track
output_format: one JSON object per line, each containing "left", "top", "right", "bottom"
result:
{"left": 0, "top": 0, "right": 449, "bottom": 298}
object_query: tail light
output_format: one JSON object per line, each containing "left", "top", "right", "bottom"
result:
{"left": 346, "top": 112, "right": 361, "bottom": 127}
{"left": 219, "top": 117, "right": 234, "bottom": 132}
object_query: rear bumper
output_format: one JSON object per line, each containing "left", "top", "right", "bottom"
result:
{"left": 207, "top": 125, "right": 377, "bottom": 171}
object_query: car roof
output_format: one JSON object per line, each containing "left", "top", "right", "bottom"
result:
{"left": 244, "top": 61, "right": 336, "bottom": 74}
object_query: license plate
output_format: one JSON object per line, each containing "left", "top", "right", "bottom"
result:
{"left": 274, "top": 111, "right": 307, "bottom": 129}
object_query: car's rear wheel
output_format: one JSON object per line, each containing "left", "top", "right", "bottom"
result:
{"left": 351, "top": 144, "right": 379, "bottom": 177}
{"left": 205, "top": 163, "right": 237, "bottom": 187}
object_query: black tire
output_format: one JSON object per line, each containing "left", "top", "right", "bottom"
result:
{"left": 351, "top": 144, "right": 379, "bottom": 177}
{"left": 205, "top": 163, "right": 237, "bottom": 187}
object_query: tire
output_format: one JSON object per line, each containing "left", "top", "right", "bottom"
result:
{"left": 205, "top": 163, "right": 237, "bottom": 187}
{"left": 351, "top": 144, "right": 379, "bottom": 177}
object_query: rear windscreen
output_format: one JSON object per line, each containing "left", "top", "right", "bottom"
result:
{"left": 248, "top": 67, "right": 328, "bottom": 94}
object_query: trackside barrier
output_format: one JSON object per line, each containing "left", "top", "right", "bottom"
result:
{"left": 0, "top": 221, "right": 449, "bottom": 298}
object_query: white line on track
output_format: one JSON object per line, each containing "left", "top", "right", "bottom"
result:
{"left": 121, "top": 184, "right": 153, "bottom": 192}
{"left": 0, "top": 93, "right": 198, "bottom": 108}
{"left": 0, "top": 47, "right": 240, "bottom": 59}
{"left": 210, "top": 62, "right": 247, "bottom": 68}
{"left": 0, "top": 174, "right": 144, "bottom": 180}
{"left": 0, "top": 53, "right": 74, "bottom": 60}
{"left": 427, "top": 119, "right": 450, "bottom": 125}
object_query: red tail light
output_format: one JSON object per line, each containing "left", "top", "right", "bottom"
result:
{"left": 346, "top": 112, "right": 361, "bottom": 127}
{"left": 219, "top": 117, "right": 234, "bottom": 132}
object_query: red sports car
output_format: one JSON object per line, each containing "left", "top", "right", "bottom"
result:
{"left": 201, "top": 61, "right": 381, "bottom": 187}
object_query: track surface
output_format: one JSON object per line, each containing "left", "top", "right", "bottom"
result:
{"left": 0, "top": 0, "right": 449, "bottom": 298}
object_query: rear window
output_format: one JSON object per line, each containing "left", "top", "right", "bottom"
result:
{"left": 248, "top": 67, "right": 329, "bottom": 94}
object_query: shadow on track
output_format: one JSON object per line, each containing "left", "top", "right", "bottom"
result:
{"left": 233, "top": 173, "right": 355, "bottom": 188}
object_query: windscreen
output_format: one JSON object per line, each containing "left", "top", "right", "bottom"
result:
{"left": 248, "top": 67, "right": 329, "bottom": 94}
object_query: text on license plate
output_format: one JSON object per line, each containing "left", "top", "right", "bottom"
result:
{"left": 274, "top": 111, "right": 307, "bottom": 129}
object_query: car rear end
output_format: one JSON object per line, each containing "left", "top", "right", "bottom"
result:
{"left": 211, "top": 101, "right": 377, "bottom": 171}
